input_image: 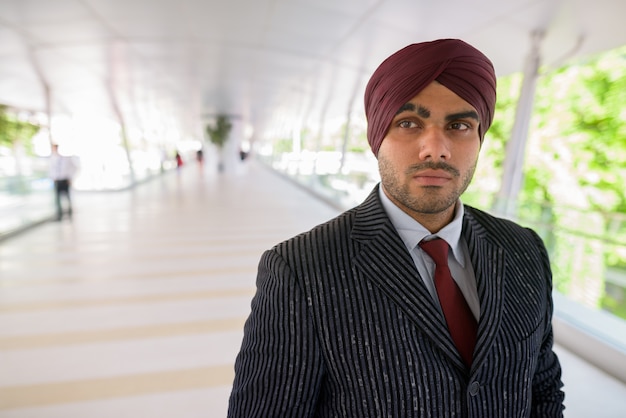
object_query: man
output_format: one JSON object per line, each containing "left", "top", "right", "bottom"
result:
{"left": 228, "top": 39, "right": 565, "bottom": 417}
{"left": 49, "top": 143, "right": 77, "bottom": 221}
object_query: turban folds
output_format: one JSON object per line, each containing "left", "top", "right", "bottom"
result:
{"left": 364, "top": 39, "right": 497, "bottom": 157}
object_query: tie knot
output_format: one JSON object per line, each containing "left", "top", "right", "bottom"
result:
{"left": 419, "top": 238, "right": 449, "bottom": 265}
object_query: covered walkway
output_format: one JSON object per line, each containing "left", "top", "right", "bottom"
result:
{"left": 1, "top": 160, "right": 625, "bottom": 417}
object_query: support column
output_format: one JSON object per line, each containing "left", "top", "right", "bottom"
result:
{"left": 107, "top": 82, "right": 135, "bottom": 186}
{"left": 44, "top": 84, "right": 52, "bottom": 145}
{"left": 339, "top": 75, "right": 362, "bottom": 174}
{"left": 223, "top": 116, "right": 242, "bottom": 172}
{"left": 26, "top": 45, "right": 52, "bottom": 145}
{"left": 494, "top": 31, "right": 543, "bottom": 218}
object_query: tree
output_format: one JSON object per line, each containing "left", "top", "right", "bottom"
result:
{"left": 205, "top": 114, "right": 232, "bottom": 171}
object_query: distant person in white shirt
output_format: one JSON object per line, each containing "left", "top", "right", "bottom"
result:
{"left": 49, "top": 144, "right": 77, "bottom": 221}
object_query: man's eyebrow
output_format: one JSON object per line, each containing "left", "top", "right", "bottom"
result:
{"left": 445, "top": 111, "right": 480, "bottom": 122}
{"left": 395, "top": 103, "right": 415, "bottom": 114}
{"left": 395, "top": 103, "right": 431, "bottom": 118}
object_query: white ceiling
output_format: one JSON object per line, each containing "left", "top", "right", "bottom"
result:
{"left": 0, "top": 0, "right": 625, "bottom": 145}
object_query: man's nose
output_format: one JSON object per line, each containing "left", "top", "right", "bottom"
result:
{"left": 417, "top": 127, "right": 451, "bottom": 161}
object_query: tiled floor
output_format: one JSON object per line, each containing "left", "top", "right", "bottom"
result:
{"left": 1, "top": 160, "right": 625, "bottom": 417}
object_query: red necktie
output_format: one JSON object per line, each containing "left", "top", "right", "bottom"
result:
{"left": 420, "top": 238, "right": 477, "bottom": 367}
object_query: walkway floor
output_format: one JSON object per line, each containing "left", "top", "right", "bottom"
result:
{"left": 1, "top": 160, "right": 625, "bottom": 417}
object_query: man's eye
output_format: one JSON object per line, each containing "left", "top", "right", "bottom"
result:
{"left": 449, "top": 122, "right": 470, "bottom": 131}
{"left": 398, "top": 120, "right": 417, "bottom": 128}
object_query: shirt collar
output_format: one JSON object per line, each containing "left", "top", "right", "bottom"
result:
{"left": 378, "top": 185, "right": 466, "bottom": 267}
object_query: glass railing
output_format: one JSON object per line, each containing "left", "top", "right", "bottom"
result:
{"left": 0, "top": 173, "right": 55, "bottom": 239}
{"left": 0, "top": 153, "right": 178, "bottom": 239}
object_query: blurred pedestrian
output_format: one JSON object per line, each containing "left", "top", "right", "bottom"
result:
{"left": 48, "top": 143, "right": 77, "bottom": 221}
{"left": 175, "top": 151, "right": 184, "bottom": 170}
{"left": 196, "top": 148, "right": 204, "bottom": 166}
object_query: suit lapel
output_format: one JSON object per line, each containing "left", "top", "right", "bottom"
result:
{"left": 351, "top": 188, "right": 462, "bottom": 366}
{"left": 462, "top": 210, "right": 505, "bottom": 370}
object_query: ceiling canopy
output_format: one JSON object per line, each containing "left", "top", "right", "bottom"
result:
{"left": 1, "top": 0, "right": 624, "bottom": 145}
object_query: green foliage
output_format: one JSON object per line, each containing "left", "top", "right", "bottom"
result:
{"left": 521, "top": 46, "right": 626, "bottom": 314}
{"left": 534, "top": 47, "right": 626, "bottom": 217}
{"left": 346, "top": 122, "right": 369, "bottom": 153}
{"left": 205, "top": 115, "right": 232, "bottom": 149}
{"left": 273, "top": 138, "right": 293, "bottom": 153}
{"left": 602, "top": 274, "right": 626, "bottom": 319}
{"left": 562, "top": 55, "right": 626, "bottom": 215}
{"left": 0, "top": 105, "right": 40, "bottom": 153}
{"left": 348, "top": 144, "right": 368, "bottom": 153}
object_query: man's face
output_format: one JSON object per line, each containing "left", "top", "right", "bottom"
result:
{"left": 377, "top": 81, "right": 481, "bottom": 230}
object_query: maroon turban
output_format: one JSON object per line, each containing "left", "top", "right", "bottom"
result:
{"left": 364, "top": 39, "right": 497, "bottom": 157}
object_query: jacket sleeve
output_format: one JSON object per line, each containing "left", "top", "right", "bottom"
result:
{"left": 529, "top": 229, "right": 565, "bottom": 417}
{"left": 228, "top": 248, "right": 324, "bottom": 417}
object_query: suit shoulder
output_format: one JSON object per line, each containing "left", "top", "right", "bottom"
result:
{"left": 464, "top": 205, "right": 541, "bottom": 244}
{"left": 273, "top": 207, "right": 357, "bottom": 252}
{"left": 463, "top": 205, "right": 552, "bottom": 277}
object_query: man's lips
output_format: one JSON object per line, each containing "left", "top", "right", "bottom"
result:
{"left": 413, "top": 169, "right": 454, "bottom": 186}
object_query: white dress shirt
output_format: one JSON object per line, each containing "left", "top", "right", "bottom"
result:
{"left": 49, "top": 153, "right": 77, "bottom": 181}
{"left": 378, "top": 186, "right": 480, "bottom": 320}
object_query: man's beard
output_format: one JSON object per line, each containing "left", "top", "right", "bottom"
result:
{"left": 378, "top": 158, "right": 476, "bottom": 215}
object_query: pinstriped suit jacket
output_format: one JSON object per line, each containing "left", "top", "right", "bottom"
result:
{"left": 228, "top": 186, "right": 565, "bottom": 417}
